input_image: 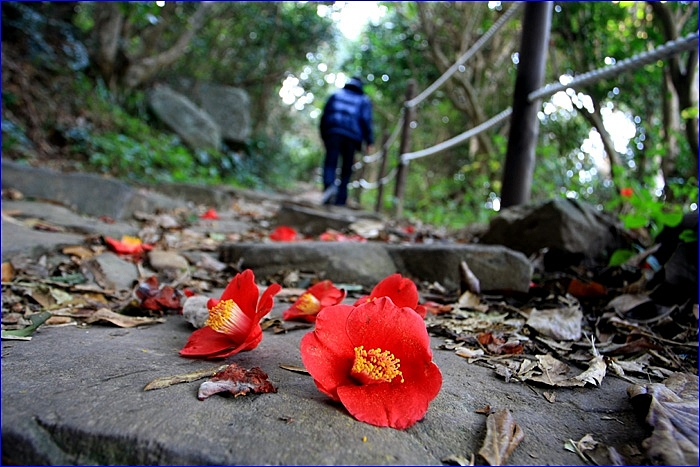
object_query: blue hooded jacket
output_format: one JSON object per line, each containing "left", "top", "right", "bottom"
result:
{"left": 320, "top": 77, "right": 375, "bottom": 147}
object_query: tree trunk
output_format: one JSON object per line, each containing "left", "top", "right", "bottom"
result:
{"left": 578, "top": 97, "right": 623, "bottom": 187}
{"left": 93, "top": 3, "right": 124, "bottom": 91}
{"left": 123, "top": 3, "right": 214, "bottom": 89}
{"left": 500, "top": 2, "right": 553, "bottom": 208}
{"left": 648, "top": 2, "right": 699, "bottom": 165}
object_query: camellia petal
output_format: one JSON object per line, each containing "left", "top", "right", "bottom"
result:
{"left": 283, "top": 280, "right": 346, "bottom": 323}
{"left": 300, "top": 298, "right": 442, "bottom": 429}
{"left": 179, "top": 270, "right": 281, "bottom": 360}
{"left": 353, "top": 273, "right": 427, "bottom": 318}
{"left": 300, "top": 305, "right": 356, "bottom": 399}
{"left": 270, "top": 225, "right": 298, "bottom": 242}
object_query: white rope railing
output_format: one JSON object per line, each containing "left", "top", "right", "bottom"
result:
{"left": 528, "top": 31, "right": 699, "bottom": 103}
{"left": 352, "top": 14, "right": 698, "bottom": 193}
{"left": 401, "top": 108, "right": 513, "bottom": 163}
{"left": 405, "top": 2, "right": 524, "bottom": 109}
{"left": 350, "top": 3, "right": 523, "bottom": 186}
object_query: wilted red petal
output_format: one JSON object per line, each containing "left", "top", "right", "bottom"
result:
{"left": 200, "top": 208, "right": 220, "bottom": 220}
{"left": 198, "top": 364, "right": 277, "bottom": 400}
{"left": 270, "top": 226, "right": 298, "bottom": 242}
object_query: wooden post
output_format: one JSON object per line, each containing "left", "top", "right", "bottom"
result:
{"left": 394, "top": 79, "right": 417, "bottom": 218}
{"left": 353, "top": 155, "right": 365, "bottom": 204}
{"left": 500, "top": 2, "right": 552, "bottom": 208}
{"left": 374, "top": 131, "right": 390, "bottom": 213}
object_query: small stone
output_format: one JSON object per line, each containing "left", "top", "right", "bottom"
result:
{"left": 148, "top": 250, "right": 190, "bottom": 272}
{"left": 182, "top": 295, "right": 210, "bottom": 329}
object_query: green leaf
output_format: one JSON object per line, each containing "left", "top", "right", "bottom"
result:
{"left": 679, "top": 229, "right": 698, "bottom": 243}
{"left": 680, "top": 107, "right": 699, "bottom": 120}
{"left": 608, "top": 249, "right": 636, "bottom": 266}
{"left": 656, "top": 210, "right": 683, "bottom": 228}
{"left": 1, "top": 311, "right": 52, "bottom": 339}
{"left": 621, "top": 213, "right": 648, "bottom": 229}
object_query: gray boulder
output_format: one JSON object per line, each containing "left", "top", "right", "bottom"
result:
{"left": 480, "top": 198, "right": 622, "bottom": 260}
{"left": 219, "top": 242, "right": 532, "bottom": 293}
{"left": 1, "top": 159, "right": 181, "bottom": 221}
{"left": 148, "top": 84, "right": 221, "bottom": 151}
{"left": 194, "top": 83, "right": 251, "bottom": 143}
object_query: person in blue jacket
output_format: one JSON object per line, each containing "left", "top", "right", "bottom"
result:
{"left": 319, "top": 75, "right": 375, "bottom": 206}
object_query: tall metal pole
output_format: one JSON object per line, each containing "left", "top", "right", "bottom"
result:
{"left": 394, "top": 79, "right": 416, "bottom": 218}
{"left": 500, "top": 2, "right": 553, "bottom": 208}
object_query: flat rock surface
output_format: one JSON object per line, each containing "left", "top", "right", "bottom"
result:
{"left": 1, "top": 302, "right": 647, "bottom": 466}
{"left": 0, "top": 161, "right": 667, "bottom": 465}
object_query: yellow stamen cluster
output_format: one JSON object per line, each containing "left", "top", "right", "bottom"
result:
{"left": 205, "top": 299, "right": 243, "bottom": 334}
{"left": 351, "top": 346, "right": 404, "bottom": 384}
{"left": 296, "top": 293, "right": 321, "bottom": 315}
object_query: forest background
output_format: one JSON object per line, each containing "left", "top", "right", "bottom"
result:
{"left": 1, "top": 1, "right": 697, "bottom": 232}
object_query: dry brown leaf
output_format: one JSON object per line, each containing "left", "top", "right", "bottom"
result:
{"left": 526, "top": 305, "right": 582, "bottom": 341}
{"left": 478, "top": 408, "right": 524, "bottom": 466}
{"left": 144, "top": 364, "right": 228, "bottom": 391}
{"left": 460, "top": 260, "right": 481, "bottom": 294}
{"left": 457, "top": 290, "right": 488, "bottom": 312}
{"left": 441, "top": 454, "right": 474, "bottom": 466}
{"left": 278, "top": 363, "right": 310, "bottom": 375}
{"left": 62, "top": 245, "right": 95, "bottom": 259}
{"left": 628, "top": 372, "right": 699, "bottom": 465}
{"left": 85, "top": 308, "right": 165, "bottom": 327}
{"left": 2, "top": 262, "right": 15, "bottom": 282}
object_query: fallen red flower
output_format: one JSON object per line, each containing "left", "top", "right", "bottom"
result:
{"left": 179, "top": 270, "right": 282, "bottom": 359}
{"left": 198, "top": 363, "right": 277, "bottom": 400}
{"left": 270, "top": 225, "right": 298, "bottom": 242}
{"left": 105, "top": 235, "right": 153, "bottom": 255}
{"left": 319, "top": 230, "right": 366, "bottom": 242}
{"left": 135, "top": 276, "right": 183, "bottom": 313}
{"left": 620, "top": 187, "right": 634, "bottom": 198}
{"left": 282, "top": 280, "right": 346, "bottom": 323}
{"left": 300, "top": 297, "right": 442, "bottom": 429}
{"left": 353, "top": 273, "right": 427, "bottom": 318}
{"left": 200, "top": 208, "right": 220, "bottom": 220}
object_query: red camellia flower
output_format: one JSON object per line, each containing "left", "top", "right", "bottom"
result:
{"left": 353, "top": 273, "right": 427, "bottom": 318}
{"left": 200, "top": 208, "right": 220, "bottom": 220}
{"left": 180, "top": 270, "right": 281, "bottom": 359}
{"left": 300, "top": 297, "right": 442, "bottom": 429}
{"left": 620, "top": 187, "right": 634, "bottom": 198}
{"left": 282, "top": 280, "right": 346, "bottom": 323}
{"left": 270, "top": 225, "right": 298, "bottom": 242}
{"left": 105, "top": 235, "right": 153, "bottom": 255}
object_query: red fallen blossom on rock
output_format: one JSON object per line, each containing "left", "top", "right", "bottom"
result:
{"left": 135, "top": 276, "right": 183, "bottom": 314}
{"left": 270, "top": 225, "right": 298, "bottom": 242}
{"left": 300, "top": 297, "right": 442, "bottom": 429}
{"left": 423, "top": 300, "right": 453, "bottom": 315}
{"left": 198, "top": 363, "right": 277, "bottom": 400}
{"left": 353, "top": 273, "right": 427, "bottom": 318}
{"left": 282, "top": 280, "right": 346, "bottom": 323}
{"left": 319, "top": 230, "right": 366, "bottom": 242}
{"left": 200, "top": 208, "right": 220, "bottom": 220}
{"left": 105, "top": 235, "right": 153, "bottom": 255}
{"left": 180, "top": 270, "right": 282, "bottom": 359}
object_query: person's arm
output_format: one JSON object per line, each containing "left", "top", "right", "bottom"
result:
{"left": 359, "top": 98, "right": 375, "bottom": 148}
